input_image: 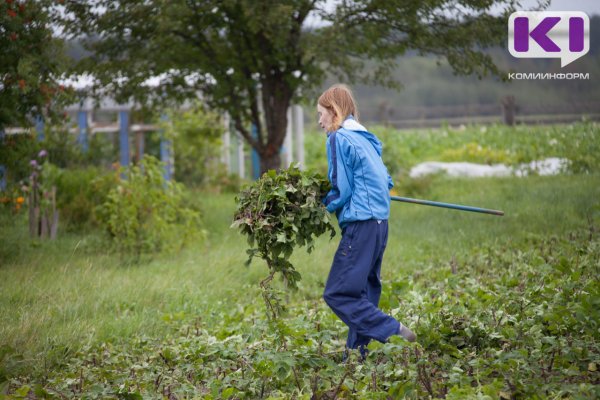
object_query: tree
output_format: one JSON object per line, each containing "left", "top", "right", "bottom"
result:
{"left": 61, "top": 0, "right": 534, "bottom": 174}
{"left": 0, "top": 0, "right": 71, "bottom": 130}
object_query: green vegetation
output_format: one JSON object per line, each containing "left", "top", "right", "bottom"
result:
{"left": 232, "top": 166, "right": 335, "bottom": 318}
{"left": 161, "top": 105, "right": 225, "bottom": 188}
{"left": 97, "top": 156, "right": 203, "bottom": 262}
{"left": 0, "top": 0, "right": 71, "bottom": 131}
{"left": 59, "top": 0, "right": 517, "bottom": 174}
{"left": 1, "top": 123, "right": 599, "bottom": 398}
{"left": 305, "top": 121, "right": 600, "bottom": 179}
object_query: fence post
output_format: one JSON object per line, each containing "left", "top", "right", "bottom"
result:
{"left": 118, "top": 110, "right": 130, "bottom": 167}
{"left": 293, "top": 105, "right": 304, "bottom": 169}
{"left": 251, "top": 123, "right": 260, "bottom": 179}
{"left": 222, "top": 113, "right": 231, "bottom": 173}
{"left": 282, "top": 107, "right": 293, "bottom": 169}
{"left": 35, "top": 115, "right": 45, "bottom": 141}
{"left": 236, "top": 131, "right": 245, "bottom": 179}
{"left": 77, "top": 109, "right": 89, "bottom": 152}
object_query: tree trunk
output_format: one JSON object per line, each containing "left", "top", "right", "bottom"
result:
{"left": 259, "top": 152, "right": 282, "bottom": 174}
{"left": 258, "top": 77, "right": 292, "bottom": 175}
{"left": 502, "top": 95, "right": 516, "bottom": 126}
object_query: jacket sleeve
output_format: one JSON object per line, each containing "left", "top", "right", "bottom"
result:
{"left": 323, "top": 133, "right": 354, "bottom": 213}
{"left": 387, "top": 171, "right": 394, "bottom": 190}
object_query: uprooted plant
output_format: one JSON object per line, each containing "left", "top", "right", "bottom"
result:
{"left": 232, "top": 165, "right": 336, "bottom": 319}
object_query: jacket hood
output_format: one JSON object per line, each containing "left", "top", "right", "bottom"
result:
{"left": 341, "top": 117, "right": 383, "bottom": 156}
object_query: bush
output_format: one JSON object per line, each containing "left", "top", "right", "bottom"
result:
{"left": 0, "top": 133, "right": 41, "bottom": 184}
{"left": 39, "top": 124, "right": 84, "bottom": 168}
{"left": 206, "top": 169, "right": 245, "bottom": 193}
{"left": 53, "top": 166, "right": 119, "bottom": 232}
{"left": 161, "top": 104, "right": 225, "bottom": 188}
{"left": 97, "top": 155, "right": 203, "bottom": 262}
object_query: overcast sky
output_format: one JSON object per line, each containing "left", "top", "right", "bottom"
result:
{"left": 528, "top": 0, "right": 600, "bottom": 15}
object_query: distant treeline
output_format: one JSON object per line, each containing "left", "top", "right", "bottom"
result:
{"left": 333, "top": 15, "right": 600, "bottom": 125}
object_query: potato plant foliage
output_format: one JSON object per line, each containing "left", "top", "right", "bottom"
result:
{"left": 232, "top": 165, "right": 335, "bottom": 315}
{"left": 6, "top": 226, "right": 599, "bottom": 399}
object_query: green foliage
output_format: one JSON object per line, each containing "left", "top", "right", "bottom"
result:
{"left": 84, "top": 130, "right": 118, "bottom": 168}
{"left": 206, "top": 169, "right": 245, "bottom": 194}
{"left": 439, "top": 142, "right": 514, "bottom": 164}
{"left": 53, "top": 167, "right": 118, "bottom": 232}
{"left": 303, "top": 131, "right": 328, "bottom": 175}
{"left": 304, "top": 121, "right": 600, "bottom": 181}
{"left": 5, "top": 226, "right": 599, "bottom": 398}
{"left": 160, "top": 104, "right": 225, "bottom": 188}
{"left": 0, "top": 124, "right": 118, "bottom": 191}
{"left": 0, "top": 133, "right": 40, "bottom": 184}
{"left": 36, "top": 157, "right": 61, "bottom": 212}
{"left": 39, "top": 124, "right": 84, "bottom": 168}
{"left": 2, "top": 121, "right": 598, "bottom": 398}
{"left": 97, "top": 155, "right": 203, "bottom": 262}
{"left": 0, "top": 0, "right": 71, "bottom": 130}
{"left": 232, "top": 165, "right": 335, "bottom": 317}
{"left": 41, "top": 123, "right": 121, "bottom": 169}
{"left": 1, "top": 132, "right": 120, "bottom": 232}
{"left": 60, "top": 0, "right": 519, "bottom": 173}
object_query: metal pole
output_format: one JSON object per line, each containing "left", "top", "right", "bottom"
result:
{"left": 390, "top": 196, "right": 504, "bottom": 216}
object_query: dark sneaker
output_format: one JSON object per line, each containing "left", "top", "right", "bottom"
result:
{"left": 399, "top": 323, "right": 417, "bottom": 342}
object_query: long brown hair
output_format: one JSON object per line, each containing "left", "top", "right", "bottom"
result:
{"left": 318, "top": 84, "right": 360, "bottom": 132}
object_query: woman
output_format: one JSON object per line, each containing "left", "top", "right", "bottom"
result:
{"left": 318, "top": 84, "right": 416, "bottom": 359}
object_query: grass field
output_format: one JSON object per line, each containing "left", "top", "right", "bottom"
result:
{"left": 1, "top": 123, "right": 599, "bottom": 398}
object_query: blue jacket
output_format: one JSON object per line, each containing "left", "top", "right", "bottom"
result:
{"left": 323, "top": 116, "right": 394, "bottom": 229}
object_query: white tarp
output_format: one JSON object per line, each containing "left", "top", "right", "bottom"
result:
{"left": 409, "top": 158, "right": 569, "bottom": 178}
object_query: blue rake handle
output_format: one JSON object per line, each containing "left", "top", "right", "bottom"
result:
{"left": 391, "top": 196, "right": 504, "bottom": 216}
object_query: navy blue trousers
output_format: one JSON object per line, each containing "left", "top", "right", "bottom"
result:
{"left": 323, "top": 219, "right": 400, "bottom": 349}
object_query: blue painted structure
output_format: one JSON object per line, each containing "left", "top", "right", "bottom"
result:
{"left": 119, "top": 110, "right": 130, "bottom": 167}
{"left": 251, "top": 123, "right": 260, "bottom": 180}
{"left": 35, "top": 116, "right": 45, "bottom": 141}
{"left": 77, "top": 110, "right": 88, "bottom": 152}
{"left": 159, "top": 114, "right": 172, "bottom": 182}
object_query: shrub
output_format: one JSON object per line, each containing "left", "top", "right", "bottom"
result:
{"left": 0, "top": 133, "right": 41, "bottom": 184}
{"left": 53, "top": 166, "right": 119, "bottom": 232}
{"left": 97, "top": 155, "right": 203, "bottom": 262}
{"left": 39, "top": 124, "right": 84, "bottom": 168}
{"left": 161, "top": 104, "right": 224, "bottom": 188}
{"left": 206, "top": 169, "right": 245, "bottom": 194}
